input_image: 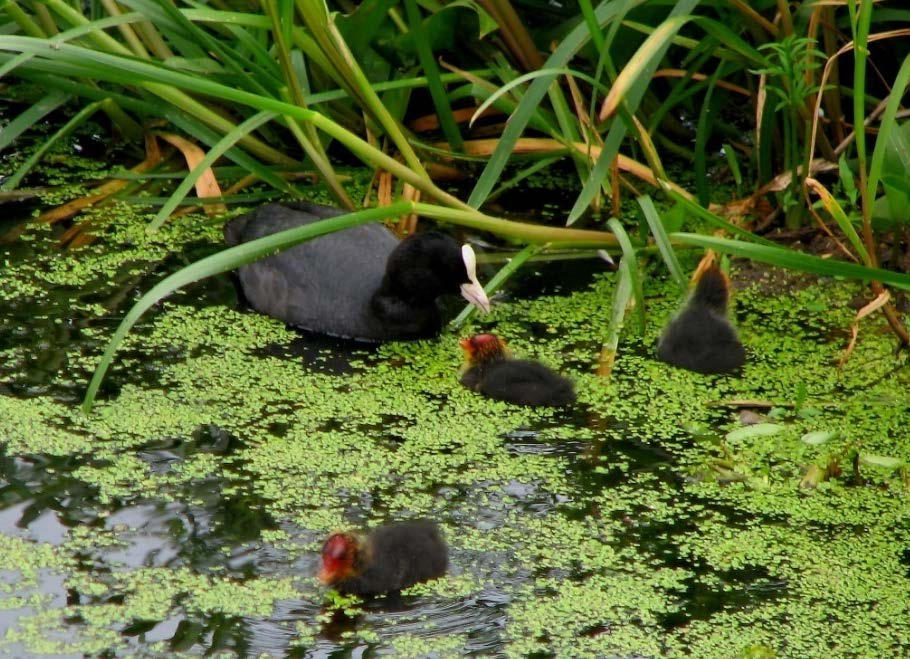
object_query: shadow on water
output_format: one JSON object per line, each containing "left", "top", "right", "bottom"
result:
{"left": 257, "top": 333, "right": 380, "bottom": 377}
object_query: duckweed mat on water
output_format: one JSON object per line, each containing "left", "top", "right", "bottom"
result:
{"left": 1, "top": 206, "right": 910, "bottom": 657}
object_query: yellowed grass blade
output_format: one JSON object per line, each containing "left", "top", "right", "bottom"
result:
{"left": 156, "top": 132, "right": 226, "bottom": 216}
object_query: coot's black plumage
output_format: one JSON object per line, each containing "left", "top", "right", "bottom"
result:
{"left": 656, "top": 262, "right": 745, "bottom": 374}
{"left": 460, "top": 334, "right": 576, "bottom": 407}
{"left": 318, "top": 520, "right": 448, "bottom": 596}
{"left": 224, "top": 202, "right": 490, "bottom": 341}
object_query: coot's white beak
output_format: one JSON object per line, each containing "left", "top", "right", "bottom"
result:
{"left": 459, "top": 244, "right": 491, "bottom": 313}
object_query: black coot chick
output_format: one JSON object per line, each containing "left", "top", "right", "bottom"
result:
{"left": 224, "top": 202, "right": 490, "bottom": 341}
{"left": 459, "top": 333, "right": 576, "bottom": 407}
{"left": 656, "top": 260, "right": 745, "bottom": 374}
{"left": 318, "top": 520, "right": 448, "bottom": 596}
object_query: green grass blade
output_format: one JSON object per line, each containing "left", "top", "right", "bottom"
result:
{"left": 411, "top": 201, "right": 619, "bottom": 247}
{"left": 82, "top": 203, "right": 413, "bottom": 413}
{"left": 467, "top": 0, "right": 640, "bottom": 208}
{"left": 691, "top": 16, "right": 768, "bottom": 65}
{"left": 867, "top": 54, "right": 910, "bottom": 204}
{"left": 723, "top": 142, "right": 743, "bottom": 190}
{"left": 2, "top": 100, "right": 103, "bottom": 191}
{"left": 567, "top": 118, "right": 626, "bottom": 224}
{"left": 578, "top": 0, "right": 606, "bottom": 52}
{"left": 607, "top": 218, "right": 645, "bottom": 334}
{"left": 662, "top": 185, "right": 779, "bottom": 247}
{"left": 488, "top": 156, "right": 561, "bottom": 202}
{"left": 805, "top": 178, "right": 870, "bottom": 264}
{"left": 0, "top": 37, "right": 451, "bottom": 204}
{"left": 570, "top": 3, "right": 699, "bottom": 223}
{"left": 0, "top": 12, "right": 147, "bottom": 80}
{"left": 120, "top": 191, "right": 281, "bottom": 205}
{"left": 670, "top": 232, "right": 910, "bottom": 292}
{"left": 148, "top": 110, "right": 278, "bottom": 230}
{"left": 0, "top": 89, "right": 69, "bottom": 152}
{"left": 597, "top": 13, "right": 695, "bottom": 121}
{"left": 470, "top": 67, "right": 609, "bottom": 127}
{"left": 295, "top": 0, "right": 428, "bottom": 179}
{"left": 403, "top": 0, "right": 462, "bottom": 150}
{"left": 693, "top": 62, "right": 723, "bottom": 205}
{"left": 156, "top": 0, "right": 283, "bottom": 93}
{"left": 598, "top": 257, "right": 633, "bottom": 377}
{"left": 638, "top": 194, "right": 685, "bottom": 292}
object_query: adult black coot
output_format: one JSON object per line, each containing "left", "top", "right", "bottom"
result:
{"left": 224, "top": 202, "right": 490, "bottom": 341}
{"left": 459, "top": 333, "right": 576, "bottom": 407}
{"left": 656, "top": 260, "right": 745, "bottom": 374}
{"left": 318, "top": 520, "right": 448, "bottom": 596}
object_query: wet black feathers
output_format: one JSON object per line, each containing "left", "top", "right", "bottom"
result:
{"left": 334, "top": 521, "right": 448, "bottom": 596}
{"left": 657, "top": 265, "right": 745, "bottom": 374}
{"left": 462, "top": 358, "right": 576, "bottom": 407}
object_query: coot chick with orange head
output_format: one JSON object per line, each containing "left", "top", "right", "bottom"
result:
{"left": 224, "top": 202, "right": 490, "bottom": 342}
{"left": 318, "top": 520, "right": 448, "bottom": 596}
{"left": 656, "top": 259, "right": 745, "bottom": 374}
{"left": 460, "top": 333, "right": 576, "bottom": 407}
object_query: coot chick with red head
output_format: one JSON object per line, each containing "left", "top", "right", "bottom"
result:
{"left": 318, "top": 520, "right": 448, "bottom": 596}
{"left": 459, "top": 333, "right": 576, "bottom": 407}
{"left": 656, "top": 260, "right": 745, "bottom": 374}
{"left": 224, "top": 202, "right": 490, "bottom": 342}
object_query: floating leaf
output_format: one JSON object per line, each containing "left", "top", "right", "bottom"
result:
{"left": 725, "top": 423, "right": 785, "bottom": 442}
{"left": 801, "top": 430, "right": 837, "bottom": 446}
{"left": 859, "top": 454, "right": 904, "bottom": 470}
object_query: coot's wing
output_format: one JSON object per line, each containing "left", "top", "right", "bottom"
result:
{"left": 224, "top": 203, "right": 398, "bottom": 340}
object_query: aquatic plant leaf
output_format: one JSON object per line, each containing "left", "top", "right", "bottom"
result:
{"left": 155, "top": 132, "right": 227, "bottom": 218}
{"left": 859, "top": 454, "right": 903, "bottom": 470}
{"left": 725, "top": 423, "right": 785, "bottom": 442}
{"left": 800, "top": 463, "right": 826, "bottom": 489}
{"left": 800, "top": 431, "right": 837, "bottom": 446}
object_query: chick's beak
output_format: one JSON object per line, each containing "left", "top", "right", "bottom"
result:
{"left": 460, "top": 244, "right": 491, "bottom": 313}
{"left": 317, "top": 566, "right": 331, "bottom": 583}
